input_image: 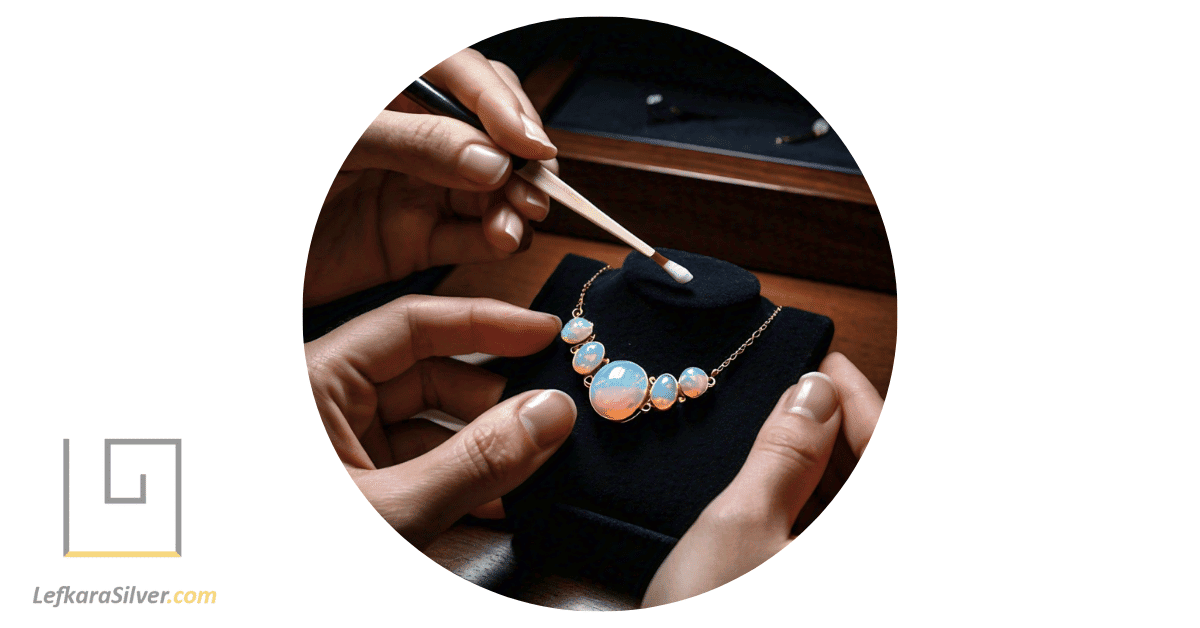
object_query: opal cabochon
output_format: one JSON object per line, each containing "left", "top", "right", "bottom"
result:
{"left": 679, "top": 367, "right": 710, "bottom": 398}
{"left": 560, "top": 317, "right": 594, "bottom": 344}
{"left": 589, "top": 360, "right": 649, "bottom": 422}
{"left": 572, "top": 341, "right": 605, "bottom": 375}
{"left": 649, "top": 373, "right": 679, "bottom": 410}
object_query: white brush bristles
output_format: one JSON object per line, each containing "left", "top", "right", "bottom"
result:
{"left": 663, "top": 260, "right": 694, "bottom": 284}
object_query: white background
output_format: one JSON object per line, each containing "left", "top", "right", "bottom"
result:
{"left": 2, "top": 1, "right": 1197, "bottom": 625}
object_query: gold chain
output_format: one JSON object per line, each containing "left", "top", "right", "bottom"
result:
{"left": 572, "top": 265, "right": 612, "bottom": 318}
{"left": 571, "top": 265, "right": 782, "bottom": 388}
{"left": 708, "top": 305, "right": 782, "bottom": 386}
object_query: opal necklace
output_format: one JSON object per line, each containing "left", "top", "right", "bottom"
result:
{"left": 560, "top": 265, "right": 782, "bottom": 422}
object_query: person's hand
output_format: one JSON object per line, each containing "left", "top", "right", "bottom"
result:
{"left": 642, "top": 352, "right": 883, "bottom": 606}
{"left": 304, "top": 48, "right": 558, "bottom": 307}
{"left": 306, "top": 295, "right": 578, "bottom": 549}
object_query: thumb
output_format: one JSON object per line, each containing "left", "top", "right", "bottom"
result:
{"left": 358, "top": 389, "right": 576, "bottom": 548}
{"left": 642, "top": 373, "right": 841, "bottom": 607}
{"left": 343, "top": 109, "right": 513, "bottom": 192}
{"left": 711, "top": 372, "right": 842, "bottom": 537}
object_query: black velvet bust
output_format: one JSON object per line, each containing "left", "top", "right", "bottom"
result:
{"left": 488, "top": 250, "right": 834, "bottom": 596}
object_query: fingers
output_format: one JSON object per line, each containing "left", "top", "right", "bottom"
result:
{"left": 375, "top": 356, "right": 507, "bottom": 426}
{"left": 481, "top": 202, "right": 527, "bottom": 254}
{"left": 642, "top": 371, "right": 843, "bottom": 607}
{"left": 359, "top": 415, "right": 394, "bottom": 468}
{"left": 379, "top": 357, "right": 509, "bottom": 512}
{"left": 487, "top": 59, "right": 555, "bottom": 221}
{"left": 426, "top": 49, "right": 556, "bottom": 162}
{"left": 819, "top": 352, "right": 883, "bottom": 457}
{"left": 385, "top": 418, "right": 456, "bottom": 464}
{"left": 713, "top": 372, "right": 843, "bottom": 537}
{"left": 356, "top": 389, "right": 577, "bottom": 549}
{"left": 340, "top": 49, "right": 556, "bottom": 229}
{"left": 415, "top": 201, "right": 527, "bottom": 267}
{"left": 325, "top": 170, "right": 363, "bottom": 205}
{"left": 343, "top": 110, "right": 513, "bottom": 191}
{"left": 451, "top": 159, "right": 557, "bottom": 222}
{"left": 470, "top": 498, "right": 506, "bottom": 519}
{"left": 308, "top": 295, "right": 561, "bottom": 387}
{"left": 489, "top": 59, "right": 543, "bottom": 126}
{"left": 504, "top": 176, "right": 550, "bottom": 221}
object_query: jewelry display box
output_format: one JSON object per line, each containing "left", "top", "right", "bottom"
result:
{"left": 488, "top": 249, "right": 834, "bottom": 594}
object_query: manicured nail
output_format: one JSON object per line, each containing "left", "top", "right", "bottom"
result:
{"left": 516, "top": 218, "right": 534, "bottom": 252}
{"left": 524, "top": 186, "right": 550, "bottom": 221}
{"left": 519, "top": 390, "right": 576, "bottom": 448}
{"left": 507, "top": 178, "right": 549, "bottom": 220}
{"left": 787, "top": 372, "right": 838, "bottom": 423}
{"left": 502, "top": 209, "right": 522, "bottom": 249}
{"left": 526, "top": 187, "right": 549, "bottom": 212}
{"left": 457, "top": 144, "right": 509, "bottom": 185}
{"left": 521, "top": 113, "right": 556, "bottom": 151}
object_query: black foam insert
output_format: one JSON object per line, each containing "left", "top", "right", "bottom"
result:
{"left": 489, "top": 249, "right": 834, "bottom": 596}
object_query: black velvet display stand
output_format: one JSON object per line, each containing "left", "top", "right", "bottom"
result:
{"left": 488, "top": 249, "right": 834, "bottom": 597}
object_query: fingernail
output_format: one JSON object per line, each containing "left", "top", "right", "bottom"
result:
{"left": 521, "top": 113, "right": 556, "bottom": 151}
{"left": 517, "top": 218, "right": 534, "bottom": 252}
{"left": 458, "top": 144, "right": 509, "bottom": 185}
{"left": 502, "top": 210, "right": 522, "bottom": 249}
{"left": 525, "top": 187, "right": 549, "bottom": 214}
{"left": 519, "top": 390, "right": 576, "bottom": 448}
{"left": 787, "top": 372, "right": 838, "bottom": 423}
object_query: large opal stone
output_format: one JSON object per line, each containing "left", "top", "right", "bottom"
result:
{"left": 649, "top": 373, "right": 679, "bottom": 410}
{"left": 589, "top": 360, "right": 649, "bottom": 422}
{"left": 560, "top": 317, "right": 594, "bottom": 344}
{"left": 679, "top": 367, "right": 710, "bottom": 398}
{"left": 572, "top": 341, "right": 605, "bottom": 375}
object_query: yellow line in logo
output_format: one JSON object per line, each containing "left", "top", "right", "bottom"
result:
{"left": 65, "top": 551, "right": 181, "bottom": 557}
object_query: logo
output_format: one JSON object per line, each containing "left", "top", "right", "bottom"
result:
{"left": 62, "top": 439, "right": 182, "bottom": 557}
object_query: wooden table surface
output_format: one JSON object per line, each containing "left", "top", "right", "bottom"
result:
{"left": 424, "top": 232, "right": 897, "bottom": 610}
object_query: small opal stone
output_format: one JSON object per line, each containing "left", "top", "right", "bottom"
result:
{"left": 560, "top": 317, "right": 594, "bottom": 344}
{"left": 572, "top": 341, "right": 605, "bottom": 375}
{"left": 589, "top": 360, "right": 649, "bottom": 422}
{"left": 649, "top": 373, "right": 678, "bottom": 410}
{"left": 679, "top": 367, "right": 710, "bottom": 398}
